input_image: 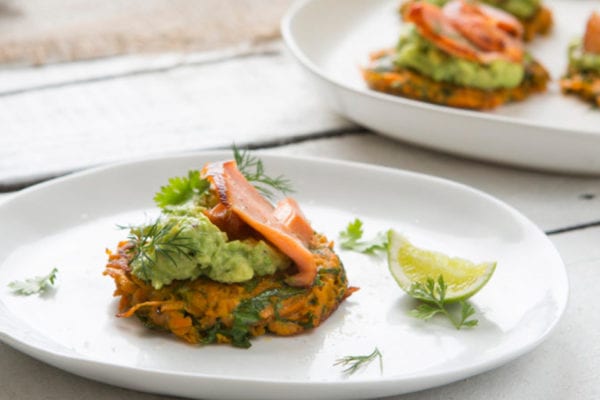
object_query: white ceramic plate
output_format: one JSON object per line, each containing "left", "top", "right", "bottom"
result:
{"left": 282, "top": 0, "right": 600, "bottom": 174}
{"left": 0, "top": 152, "right": 567, "bottom": 400}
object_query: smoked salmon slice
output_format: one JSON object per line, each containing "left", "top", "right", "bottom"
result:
{"left": 583, "top": 12, "right": 600, "bottom": 54}
{"left": 405, "top": 0, "right": 524, "bottom": 64}
{"left": 202, "top": 160, "right": 317, "bottom": 287}
{"left": 273, "top": 197, "right": 314, "bottom": 246}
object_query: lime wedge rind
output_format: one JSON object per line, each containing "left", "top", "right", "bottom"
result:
{"left": 387, "top": 229, "right": 496, "bottom": 303}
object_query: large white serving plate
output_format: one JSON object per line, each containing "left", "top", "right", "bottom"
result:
{"left": 0, "top": 152, "right": 567, "bottom": 399}
{"left": 282, "top": 0, "right": 600, "bottom": 174}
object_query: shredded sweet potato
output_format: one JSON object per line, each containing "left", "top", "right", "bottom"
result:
{"left": 521, "top": 6, "right": 553, "bottom": 41}
{"left": 363, "top": 50, "right": 549, "bottom": 109}
{"left": 104, "top": 233, "right": 357, "bottom": 347}
{"left": 560, "top": 69, "right": 600, "bottom": 107}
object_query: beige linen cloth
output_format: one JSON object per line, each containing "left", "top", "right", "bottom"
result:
{"left": 0, "top": 0, "right": 292, "bottom": 65}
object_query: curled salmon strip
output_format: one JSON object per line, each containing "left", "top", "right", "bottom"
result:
{"left": 406, "top": 0, "right": 524, "bottom": 63}
{"left": 405, "top": 2, "right": 482, "bottom": 63}
{"left": 202, "top": 160, "right": 317, "bottom": 287}
{"left": 583, "top": 12, "right": 600, "bottom": 54}
{"left": 443, "top": 0, "right": 523, "bottom": 62}
{"left": 443, "top": 0, "right": 523, "bottom": 39}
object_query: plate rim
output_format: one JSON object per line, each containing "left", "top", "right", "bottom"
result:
{"left": 280, "top": 0, "right": 600, "bottom": 137}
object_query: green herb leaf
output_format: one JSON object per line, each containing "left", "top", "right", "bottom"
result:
{"left": 233, "top": 145, "right": 294, "bottom": 199}
{"left": 334, "top": 347, "right": 383, "bottom": 376}
{"left": 339, "top": 219, "right": 388, "bottom": 255}
{"left": 202, "top": 290, "right": 304, "bottom": 348}
{"left": 153, "top": 170, "right": 210, "bottom": 208}
{"left": 457, "top": 300, "right": 479, "bottom": 328}
{"left": 8, "top": 268, "right": 58, "bottom": 295}
{"left": 209, "top": 287, "right": 305, "bottom": 348}
{"left": 408, "top": 275, "right": 479, "bottom": 330}
{"left": 408, "top": 303, "right": 443, "bottom": 320}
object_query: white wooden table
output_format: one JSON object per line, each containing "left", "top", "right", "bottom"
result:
{"left": 1, "top": 40, "right": 599, "bottom": 400}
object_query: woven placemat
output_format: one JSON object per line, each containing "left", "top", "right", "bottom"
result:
{"left": 0, "top": 0, "right": 292, "bottom": 65}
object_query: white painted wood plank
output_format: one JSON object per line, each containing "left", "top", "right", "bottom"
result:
{"left": 0, "top": 43, "right": 277, "bottom": 93}
{"left": 268, "top": 134, "right": 600, "bottom": 231}
{"left": 0, "top": 45, "right": 354, "bottom": 186}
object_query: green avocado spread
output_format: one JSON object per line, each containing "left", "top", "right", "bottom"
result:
{"left": 568, "top": 40, "right": 600, "bottom": 73}
{"left": 393, "top": 26, "right": 525, "bottom": 90}
{"left": 129, "top": 208, "right": 290, "bottom": 289}
{"left": 417, "top": 0, "right": 540, "bottom": 20}
{"left": 481, "top": 0, "right": 540, "bottom": 20}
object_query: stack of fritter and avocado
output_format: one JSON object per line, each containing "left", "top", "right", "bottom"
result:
{"left": 104, "top": 154, "right": 356, "bottom": 348}
{"left": 561, "top": 12, "right": 600, "bottom": 107}
{"left": 364, "top": 0, "right": 549, "bottom": 109}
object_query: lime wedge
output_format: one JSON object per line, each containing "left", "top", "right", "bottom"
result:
{"left": 387, "top": 230, "right": 496, "bottom": 302}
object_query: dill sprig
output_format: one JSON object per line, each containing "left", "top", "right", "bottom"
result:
{"left": 233, "top": 145, "right": 294, "bottom": 199}
{"left": 334, "top": 347, "right": 383, "bottom": 376}
{"left": 125, "top": 219, "right": 199, "bottom": 281}
{"left": 408, "top": 275, "right": 478, "bottom": 330}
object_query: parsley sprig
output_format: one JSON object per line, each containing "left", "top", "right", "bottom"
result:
{"left": 8, "top": 267, "right": 58, "bottom": 295}
{"left": 334, "top": 347, "right": 383, "bottom": 376}
{"left": 125, "top": 219, "right": 199, "bottom": 281}
{"left": 234, "top": 145, "right": 294, "bottom": 200}
{"left": 339, "top": 218, "right": 387, "bottom": 255}
{"left": 153, "top": 170, "right": 210, "bottom": 209}
{"left": 408, "top": 275, "right": 478, "bottom": 330}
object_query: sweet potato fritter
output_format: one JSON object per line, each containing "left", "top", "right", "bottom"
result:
{"left": 560, "top": 69, "right": 600, "bottom": 107}
{"left": 560, "top": 14, "right": 600, "bottom": 107}
{"left": 104, "top": 234, "right": 356, "bottom": 348}
{"left": 363, "top": 51, "right": 549, "bottom": 109}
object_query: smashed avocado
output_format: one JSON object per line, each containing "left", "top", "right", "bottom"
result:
{"left": 417, "top": 0, "right": 540, "bottom": 20}
{"left": 129, "top": 212, "right": 290, "bottom": 289}
{"left": 393, "top": 26, "right": 525, "bottom": 90}
{"left": 568, "top": 40, "right": 600, "bottom": 73}
{"left": 482, "top": 0, "right": 540, "bottom": 20}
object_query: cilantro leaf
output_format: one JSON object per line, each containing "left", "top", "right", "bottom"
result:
{"left": 457, "top": 301, "right": 479, "bottom": 328}
{"left": 339, "top": 219, "right": 388, "bottom": 255}
{"left": 8, "top": 268, "right": 58, "bottom": 295}
{"left": 408, "top": 303, "right": 443, "bottom": 320}
{"left": 153, "top": 170, "right": 210, "bottom": 209}
{"left": 408, "top": 275, "right": 479, "bottom": 330}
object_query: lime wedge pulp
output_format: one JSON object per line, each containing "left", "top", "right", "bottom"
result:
{"left": 387, "top": 230, "right": 496, "bottom": 302}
